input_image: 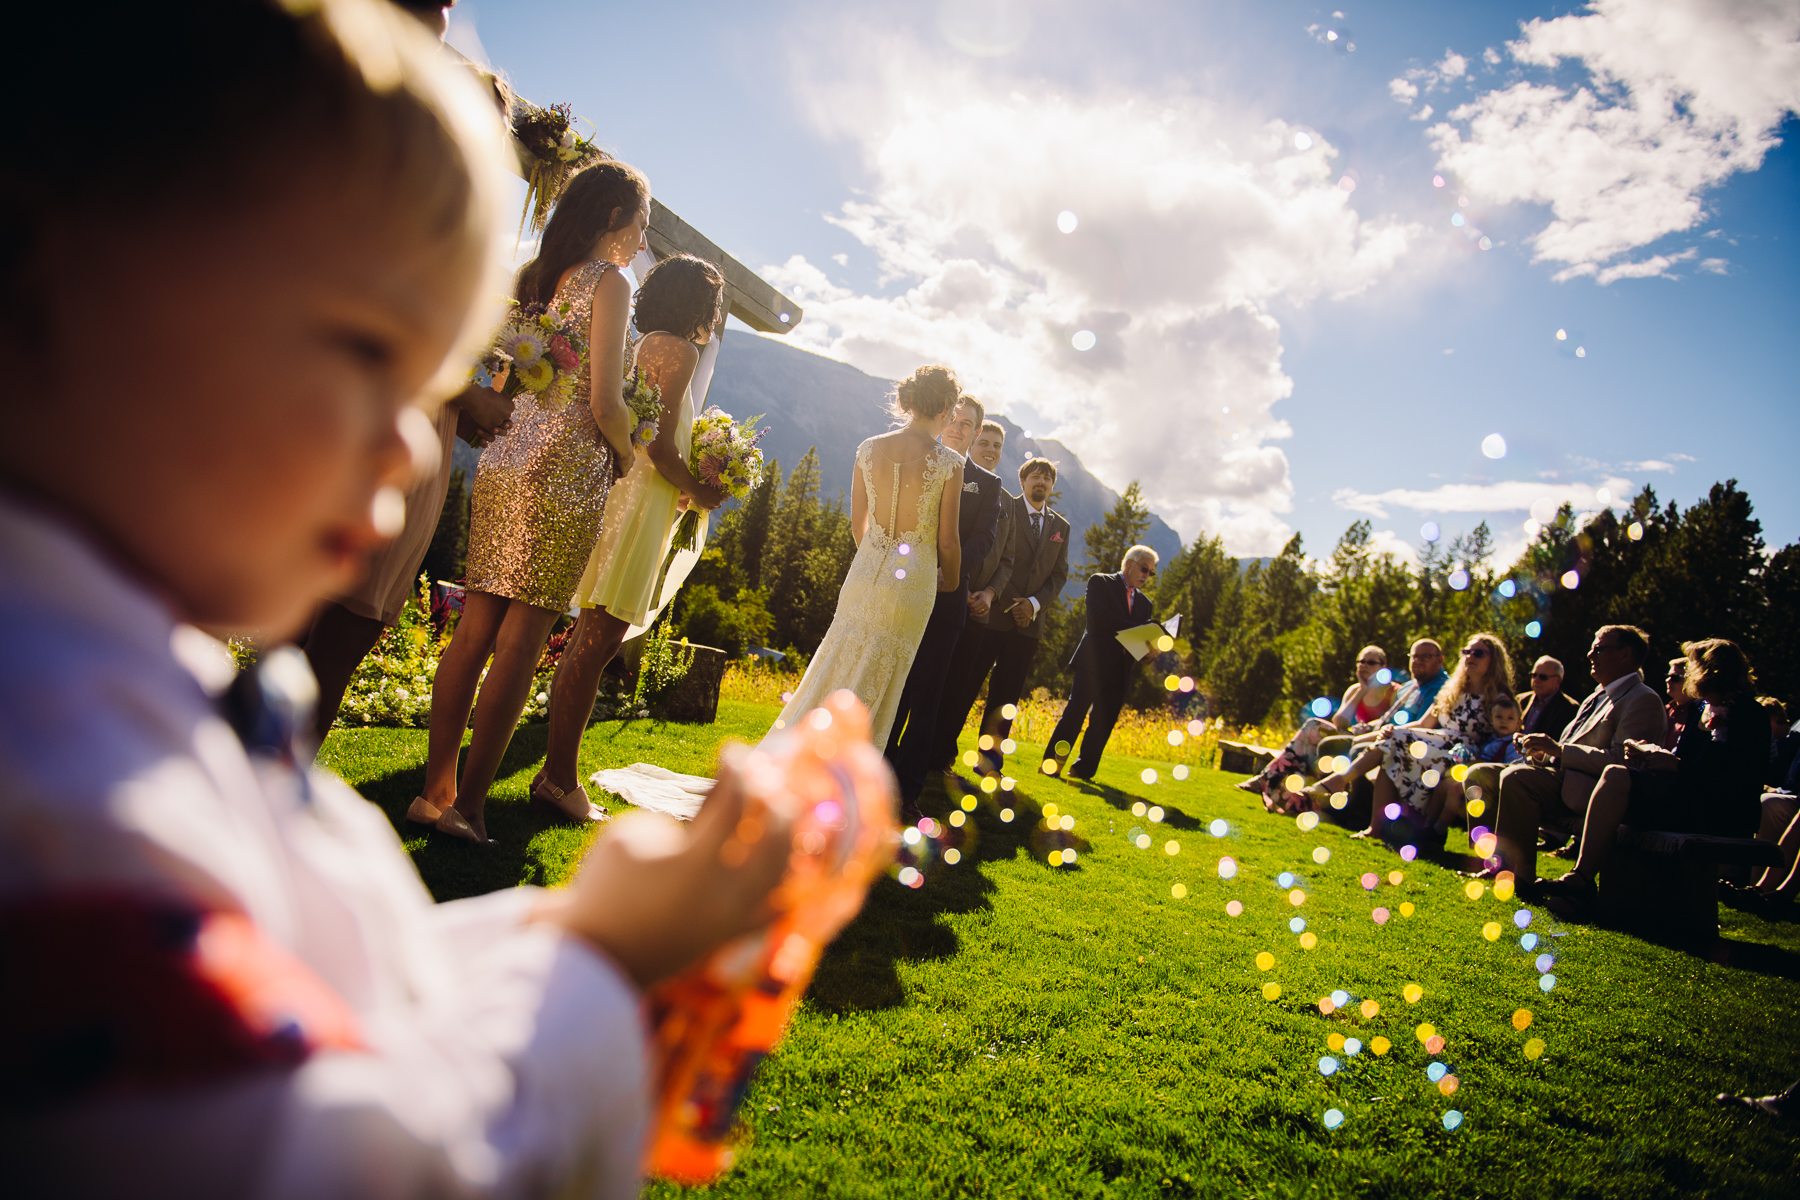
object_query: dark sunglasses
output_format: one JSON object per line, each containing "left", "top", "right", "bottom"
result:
{"left": 1358, "top": 658, "right": 1385, "bottom": 666}
{"left": 1462, "top": 646, "right": 1490, "bottom": 658}
{"left": 1531, "top": 672, "right": 1557, "bottom": 681}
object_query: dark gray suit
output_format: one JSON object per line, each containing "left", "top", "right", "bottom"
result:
{"left": 933, "top": 493, "right": 1071, "bottom": 775}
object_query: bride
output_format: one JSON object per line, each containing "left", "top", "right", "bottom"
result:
{"left": 591, "top": 366, "right": 963, "bottom": 818}
{"left": 773, "top": 365, "right": 964, "bottom": 745}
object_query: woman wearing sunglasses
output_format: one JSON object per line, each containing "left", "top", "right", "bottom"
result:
{"left": 1353, "top": 633, "right": 1515, "bottom": 846}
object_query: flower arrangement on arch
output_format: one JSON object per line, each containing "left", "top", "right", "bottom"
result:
{"left": 672, "top": 406, "right": 768, "bottom": 550}
{"left": 511, "top": 100, "right": 610, "bottom": 234}
{"left": 470, "top": 299, "right": 587, "bottom": 411}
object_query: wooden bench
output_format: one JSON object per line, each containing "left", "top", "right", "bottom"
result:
{"left": 1598, "top": 825, "right": 1783, "bottom": 940}
{"left": 1217, "top": 740, "right": 1276, "bottom": 776}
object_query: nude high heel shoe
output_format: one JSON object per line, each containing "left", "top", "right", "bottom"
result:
{"left": 531, "top": 775, "right": 609, "bottom": 824}
{"left": 435, "top": 805, "right": 494, "bottom": 845}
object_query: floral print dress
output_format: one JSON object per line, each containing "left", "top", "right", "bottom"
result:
{"left": 1379, "top": 693, "right": 1494, "bottom": 812}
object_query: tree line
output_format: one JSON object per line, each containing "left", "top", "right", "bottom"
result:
{"left": 427, "top": 447, "right": 1796, "bottom": 725}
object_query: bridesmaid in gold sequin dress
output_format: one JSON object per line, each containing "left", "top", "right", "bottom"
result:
{"left": 412, "top": 162, "right": 650, "bottom": 844}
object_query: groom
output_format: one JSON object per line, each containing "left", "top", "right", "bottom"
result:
{"left": 1044, "top": 545, "right": 1159, "bottom": 782}
{"left": 884, "top": 394, "right": 1003, "bottom": 822}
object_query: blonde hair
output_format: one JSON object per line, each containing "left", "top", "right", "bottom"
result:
{"left": 891, "top": 365, "right": 961, "bottom": 421}
{"left": 1437, "top": 632, "right": 1515, "bottom": 720}
{"left": 5, "top": 0, "right": 512, "bottom": 405}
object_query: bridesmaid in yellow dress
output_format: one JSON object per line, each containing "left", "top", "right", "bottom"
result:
{"left": 532, "top": 255, "right": 729, "bottom": 814}
{"left": 411, "top": 161, "right": 648, "bottom": 844}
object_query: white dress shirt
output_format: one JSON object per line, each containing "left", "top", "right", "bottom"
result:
{"left": 0, "top": 496, "right": 647, "bottom": 1198}
{"left": 1020, "top": 497, "right": 1047, "bottom": 616}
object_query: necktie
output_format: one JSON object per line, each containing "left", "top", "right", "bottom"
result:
{"left": 1126, "top": 585, "right": 1137, "bottom": 611}
{"left": 1030, "top": 511, "right": 1042, "bottom": 540}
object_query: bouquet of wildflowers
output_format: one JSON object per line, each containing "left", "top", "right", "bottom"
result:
{"left": 624, "top": 366, "right": 662, "bottom": 451}
{"left": 470, "top": 299, "right": 586, "bottom": 410}
{"left": 672, "top": 407, "right": 768, "bottom": 550}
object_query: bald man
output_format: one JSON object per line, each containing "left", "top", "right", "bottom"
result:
{"left": 1519, "top": 656, "right": 1578, "bottom": 736}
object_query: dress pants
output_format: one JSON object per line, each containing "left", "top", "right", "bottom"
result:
{"left": 1045, "top": 659, "right": 1126, "bottom": 779}
{"left": 1493, "top": 762, "right": 1587, "bottom": 881}
{"left": 884, "top": 582, "right": 967, "bottom": 805}
{"left": 935, "top": 623, "right": 1042, "bottom": 775}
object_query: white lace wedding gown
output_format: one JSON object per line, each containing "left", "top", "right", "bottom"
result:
{"left": 592, "top": 436, "right": 960, "bottom": 818}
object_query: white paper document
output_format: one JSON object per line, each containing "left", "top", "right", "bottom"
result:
{"left": 1116, "top": 615, "right": 1182, "bottom": 662}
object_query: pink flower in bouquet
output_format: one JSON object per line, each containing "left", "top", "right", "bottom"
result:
{"left": 698, "top": 454, "right": 728, "bottom": 485}
{"left": 548, "top": 334, "right": 578, "bottom": 371}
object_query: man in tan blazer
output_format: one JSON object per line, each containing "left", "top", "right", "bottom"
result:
{"left": 1491, "top": 624, "right": 1668, "bottom": 886}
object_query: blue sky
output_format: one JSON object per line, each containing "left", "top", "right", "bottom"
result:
{"left": 450, "top": 0, "right": 1798, "bottom": 565}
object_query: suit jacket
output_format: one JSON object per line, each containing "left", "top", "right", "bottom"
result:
{"left": 1555, "top": 673, "right": 1667, "bottom": 806}
{"left": 985, "top": 494, "right": 1069, "bottom": 640}
{"left": 969, "top": 490, "right": 1015, "bottom": 598}
{"left": 1068, "top": 572, "right": 1154, "bottom": 676}
{"left": 954, "top": 457, "right": 1001, "bottom": 589}
{"left": 1518, "top": 689, "right": 1578, "bottom": 737}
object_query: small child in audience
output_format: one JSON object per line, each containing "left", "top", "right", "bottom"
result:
{"left": 1417, "top": 696, "right": 1525, "bottom": 850}
{"left": 1, "top": 3, "right": 790, "bottom": 1195}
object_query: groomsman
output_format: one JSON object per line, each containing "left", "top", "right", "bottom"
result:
{"left": 935, "top": 455, "right": 1070, "bottom": 778}
{"left": 884, "top": 395, "right": 1003, "bottom": 822}
{"left": 1044, "top": 545, "right": 1159, "bottom": 781}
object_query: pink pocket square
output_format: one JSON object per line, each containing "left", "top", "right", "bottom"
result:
{"left": 1050, "top": 531, "right": 1064, "bottom": 542}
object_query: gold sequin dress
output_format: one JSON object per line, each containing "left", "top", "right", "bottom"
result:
{"left": 465, "top": 259, "right": 623, "bottom": 611}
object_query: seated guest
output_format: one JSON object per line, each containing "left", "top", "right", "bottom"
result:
{"left": 1302, "top": 639, "right": 1451, "bottom": 812}
{"left": 1420, "top": 692, "right": 1526, "bottom": 844}
{"left": 1520, "top": 656, "right": 1578, "bottom": 736}
{"left": 1485, "top": 624, "right": 1666, "bottom": 885}
{"left": 1043, "top": 545, "right": 1159, "bottom": 781}
{"left": 1735, "top": 748, "right": 1800, "bottom": 915}
{"left": 1761, "top": 696, "right": 1799, "bottom": 786}
{"left": 1237, "top": 644, "right": 1396, "bottom": 813}
{"left": 1543, "top": 639, "right": 1768, "bottom": 917}
{"left": 1664, "top": 656, "right": 1702, "bottom": 749}
{"left": 1351, "top": 633, "right": 1513, "bottom": 846}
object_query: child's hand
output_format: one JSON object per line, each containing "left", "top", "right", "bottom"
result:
{"left": 539, "top": 749, "right": 792, "bottom": 990}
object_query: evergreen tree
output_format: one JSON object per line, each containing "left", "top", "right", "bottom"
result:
{"left": 736, "top": 458, "right": 781, "bottom": 589}
{"left": 1078, "top": 480, "right": 1152, "bottom": 578}
{"left": 422, "top": 468, "right": 469, "bottom": 583}
{"left": 763, "top": 448, "right": 824, "bottom": 649}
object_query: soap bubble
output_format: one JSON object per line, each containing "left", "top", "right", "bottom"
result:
{"left": 1389, "top": 870, "right": 1404, "bottom": 886}
{"left": 1443, "top": 1110, "right": 1464, "bottom": 1131}
{"left": 1173, "top": 764, "right": 1190, "bottom": 780}
{"left": 1148, "top": 806, "right": 1164, "bottom": 823}
{"left": 1539, "top": 974, "right": 1557, "bottom": 992}
{"left": 1360, "top": 999, "right": 1379, "bottom": 1019}
{"left": 1171, "top": 883, "right": 1188, "bottom": 899}
{"left": 1385, "top": 803, "right": 1403, "bottom": 820}
{"left": 1071, "top": 329, "right": 1097, "bottom": 351}
{"left": 1056, "top": 209, "right": 1079, "bottom": 233}
{"left": 1300, "top": 932, "right": 1318, "bottom": 949}
{"left": 1404, "top": 984, "right": 1424, "bottom": 1003}
{"left": 1255, "top": 952, "right": 1275, "bottom": 970}
{"left": 1295, "top": 131, "right": 1315, "bottom": 150}
{"left": 1483, "top": 922, "right": 1502, "bottom": 941}
{"left": 1164, "top": 840, "right": 1180, "bottom": 856}
{"left": 1290, "top": 916, "right": 1307, "bottom": 933}
{"left": 1373, "top": 907, "right": 1390, "bottom": 924}
{"left": 1262, "top": 980, "right": 1281, "bottom": 999}
{"left": 1399, "top": 845, "right": 1418, "bottom": 861}
{"left": 1331, "top": 989, "right": 1351, "bottom": 1008}
{"left": 1524, "top": 1037, "right": 1546, "bottom": 1059}
{"left": 1318, "top": 1056, "right": 1339, "bottom": 1076}
{"left": 1525, "top": 620, "right": 1543, "bottom": 638}
{"left": 1310, "top": 697, "right": 1334, "bottom": 717}
{"left": 1482, "top": 433, "right": 1508, "bottom": 459}
{"left": 1167, "top": 729, "right": 1185, "bottom": 746}
{"left": 1535, "top": 953, "right": 1554, "bottom": 973}
{"left": 1323, "top": 1107, "right": 1344, "bottom": 1129}
{"left": 1374, "top": 667, "right": 1394, "bottom": 685}
{"left": 1447, "top": 569, "right": 1470, "bottom": 591}
{"left": 1141, "top": 767, "right": 1159, "bottom": 785}
{"left": 1361, "top": 871, "right": 1379, "bottom": 891}
{"left": 1521, "top": 932, "right": 1538, "bottom": 950}
{"left": 1399, "top": 902, "right": 1416, "bottom": 917}
{"left": 1514, "top": 909, "right": 1532, "bottom": 929}
{"left": 1427, "top": 1062, "right": 1447, "bottom": 1082}
{"left": 1312, "top": 846, "right": 1331, "bottom": 864}
{"left": 1219, "top": 857, "right": 1239, "bottom": 879}
{"left": 1298, "top": 811, "right": 1321, "bottom": 832}
{"left": 1421, "top": 520, "right": 1441, "bottom": 543}
{"left": 1209, "top": 818, "right": 1229, "bottom": 837}
{"left": 1512, "top": 1009, "right": 1532, "bottom": 1031}
{"left": 1277, "top": 872, "right": 1296, "bottom": 888}
{"left": 1498, "top": 578, "right": 1517, "bottom": 598}
{"left": 1371, "top": 1036, "right": 1391, "bottom": 1055}
{"left": 1289, "top": 889, "right": 1307, "bottom": 907}
{"left": 1227, "top": 899, "right": 1244, "bottom": 916}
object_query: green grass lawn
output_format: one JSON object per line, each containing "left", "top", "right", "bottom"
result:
{"left": 322, "top": 705, "right": 1800, "bottom": 1198}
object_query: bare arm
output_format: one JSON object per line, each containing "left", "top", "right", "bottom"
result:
{"left": 637, "top": 333, "right": 725, "bottom": 509}
{"left": 587, "top": 267, "right": 635, "bottom": 459}
{"left": 936, "top": 465, "right": 961, "bottom": 592}
{"left": 1331, "top": 683, "right": 1363, "bottom": 729}
{"left": 851, "top": 458, "right": 868, "bottom": 545}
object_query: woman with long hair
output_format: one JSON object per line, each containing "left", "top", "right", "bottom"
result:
{"left": 411, "top": 160, "right": 648, "bottom": 843}
{"left": 531, "top": 254, "right": 728, "bottom": 819}
{"left": 1357, "top": 632, "right": 1514, "bottom": 843}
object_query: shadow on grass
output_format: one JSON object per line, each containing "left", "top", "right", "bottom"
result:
{"left": 351, "top": 723, "right": 597, "bottom": 902}
{"left": 1062, "top": 776, "right": 1203, "bottom": 831}
{"left": 808, "top": 771, "right": 1085, "bottom": 1014}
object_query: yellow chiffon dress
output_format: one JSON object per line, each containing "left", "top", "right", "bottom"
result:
{"left": 572, "top": 377, "right": 693, "bottom": 624}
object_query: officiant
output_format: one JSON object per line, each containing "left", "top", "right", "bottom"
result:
{"left": 1043, "top": 545, "right": 1160, "bottom": 782}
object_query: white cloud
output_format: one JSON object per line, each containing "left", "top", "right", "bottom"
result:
{"left": 1698, "top": 256, "right": 1730, "bottom": 274}
{"left": 1626, "top": 459, "right": 1677, "bottom": 473}
{"left": 1331, "top": 476, "right": 1636, "bottom": 520}
{"left": 769, "top": 43, "right": 1419, "bottom": 553}
{"left": 1590, "top": 246, "right": 1696, "bottom": 284}
{"left": 1483, "top": 47, "right": 1502, "bottom": 66}
{"left": 1427, "top": 0, "right": 1800, "bottom": 282}
{"left": 1389, "top": 78, "right": 1420, "bottom": 104}
{"left": 1436, "top": 51, "right": 1468, "bottom": 79}
{"left": 1410, "top": 104, "right": 1435, "bottom": 123}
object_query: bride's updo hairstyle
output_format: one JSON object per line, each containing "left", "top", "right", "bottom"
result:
{"left": 516, "top": 161, "right": 651, "bottom": 305}
{"left": 634, "top": 254, "right": 726, "bottom": 341}
{"left": 891, "top": 364, "right": 962, "bottom": 423}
